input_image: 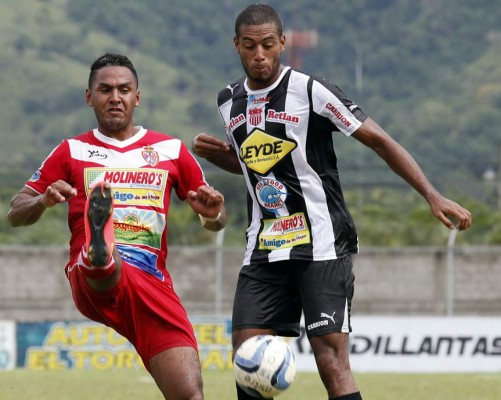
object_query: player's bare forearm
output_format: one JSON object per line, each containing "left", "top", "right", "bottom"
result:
{"left": 206, "top": 153, "right": 243, "bottom": 175}
{"left": 8, "top": 181, "right": 77, "bottom": 227}
{"left": 192, "top": 133, "right": 243, "bottom": 175}
{"left": 376, "top": 138, "right": 436, "bottom": 199}
{"left": 8, "top": 190, "right": 48, "bottom": 227}
{"left": 353, "top": 118, "right": 472, "bottom": 230}
{"left": 354, "top": 119, "right": 432, "bottom": 194}
{"left": 376, "top": 146, "right": 470, "bottom": 229}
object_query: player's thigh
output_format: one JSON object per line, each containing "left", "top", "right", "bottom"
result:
{"left": 299, "top": 256, "right": 355, "bottom": 336}
{"left": 148, "top": 346, "right": 203, "bottom": 400}
{"left": 232, "top": 262, "right": 302, "bottom": 336}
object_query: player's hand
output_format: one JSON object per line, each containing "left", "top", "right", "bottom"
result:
{"left": 41, "top": 180, "right": 77, "bottom": 208}
{"left": 187, "top": 185, "right": 224, "bottom": 218}
{"left": 192, "top": 133, "right": 230, "bottom": 158}
{"left": 429, "top": 195, "right": 472, "bottom": 231}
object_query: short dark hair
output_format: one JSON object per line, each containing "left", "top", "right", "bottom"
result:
{"left": 88, "top": 53, "right": 138, "bottom": 89}
{"left": 235, "top": 4, "right": 283, "bottom": 38}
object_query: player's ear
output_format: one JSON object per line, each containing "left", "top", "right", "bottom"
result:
{"left": 135, "top": 90, "right": 141, "bottom": 107}
{"left": 85, "top": 88, "right": 93, "bottom": 107}
{"left": 234, "top": 35, "right": 239, "bottom": 51}
{"left": 280, "top": 34, "right": 286, "bottom": 51}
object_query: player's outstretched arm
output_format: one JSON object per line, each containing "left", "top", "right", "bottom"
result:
{"left": 8, "top": 180, "right": 77, "bottom": 227}
{"left": 192, "top": 133, "right": 243, "bottom": 175}
{"left": 187, "top": 185, "right": 228, "bottom": 232}
{"left": 352, "top": 117, "right": 472, "bottom": 231}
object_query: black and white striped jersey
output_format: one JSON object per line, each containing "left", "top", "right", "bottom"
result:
{"left": 217, "top": 66, "right": 368, "bottom": 265}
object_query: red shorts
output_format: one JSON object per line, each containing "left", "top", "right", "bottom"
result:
{"left": 66, "top": 257, "right": 198, "bottom": 371}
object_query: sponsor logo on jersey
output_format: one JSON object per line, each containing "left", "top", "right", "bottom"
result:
{"left": 248, "top": 107, "right": 263, "bottom": 126}
{"left": 228, "top": 113, "right": 246, "bottom": 133}
{"left": 248, "top": 95, "right": 270, "bottom": 106}
{"left": 255, "top": 177, "right": 287, "bottom": 213}
{"left": 307, "top": 320, "right": 329, "bottom": 331}
{"left": 325, "top": 103, "right": 353, "bottom": 128}
{"left": 87, "top": 149, "right": 108, "bottom": 160}
{"left": 85, "top": 168, "right": 167, "bottom": 208}
{"left": 113, "top": 208, "right": 164, "bottom": 250}
{"left": 114, "top": 213, "right": 151, "bottom": 235}
{"left": 239, "top": 129, "right": 297, "bottom": 175}
{"left": 117, "top": 245, "right": 163, "bottom": 280}
{"left": 258, "top": 212, "right": 310, "bottom": 250}
{"left": 266, "top": 109, "right": 300, "bottom": 126}
{"left": 142, "top": 146, "right": 159, "bottom": 166}
{"left": 227, "top": 83, "right": 239, "bottom": 95}
{"left": 111, "top": 191, "right": 161, "bottom": 203}
{"left": 102, "top": 170, "right": 164, "bottom": 189}
{"left": 29, "top": 170, "right": 41, "bottom": 182}
{"left": 320, "top": 311, "right": 336, "bottom": 324}
{"left": 307, "top": 311, "right": 336, "bottom": 331}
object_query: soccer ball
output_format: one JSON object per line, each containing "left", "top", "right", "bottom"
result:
{"left": 233, "top": 335, "right": 296, "bottom": 398}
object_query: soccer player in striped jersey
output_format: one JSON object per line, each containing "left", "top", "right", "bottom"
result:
{"left": 8, "top": 53, "right": 227, "bottom": 399}
{"left": 192, "top": 4, "right": 471, "bottom": 400}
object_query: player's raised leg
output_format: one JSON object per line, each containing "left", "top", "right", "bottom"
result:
{"left": 79, "top": 181, "right": 121, "bottom": 290}
{"left": 86, "top": 181, "right": 114, "bottom": 267}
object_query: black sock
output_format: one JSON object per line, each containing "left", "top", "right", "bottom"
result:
{"left": 330, "top": 392, "right": 362, "bottom": 400}
{"left": 236, "top": 383, "right": 269, "bottom": 399}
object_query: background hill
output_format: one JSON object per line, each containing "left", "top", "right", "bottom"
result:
{"left": 1, "top": 0, "right": 500, "bottom": 246}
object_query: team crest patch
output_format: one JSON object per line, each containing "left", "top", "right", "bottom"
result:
{"left": 248, "top": 107, "right": 263, "bottom": 126}
{"left": 142, "top": 146, "right": 159, "bottom": 166}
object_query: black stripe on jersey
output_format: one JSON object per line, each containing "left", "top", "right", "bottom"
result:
{"left": 226, "top": 81, "right": 250, "bottom": 146}
{"left": 306, "top": 77, "right": 359, "bottom": 256}
{"left": 218, "top": 79, "right": 245, "bottom": 106}
{"left": 221, "top": 79, "right": 260, "bottom": 258}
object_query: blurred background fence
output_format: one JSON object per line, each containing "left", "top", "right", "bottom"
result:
{"left": 1, "top": 240, "right": 501, "bottom": 322}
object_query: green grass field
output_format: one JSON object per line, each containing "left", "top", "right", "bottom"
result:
{"left": 1, "top": 369, "right": 500, "bottom": 400}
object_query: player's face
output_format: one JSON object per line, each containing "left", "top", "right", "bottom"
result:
{"left": 234, "top": 23, "right": 286, "bottom": 90}
{"left": 86, "top": 66, "right": 140, "bottom": 139}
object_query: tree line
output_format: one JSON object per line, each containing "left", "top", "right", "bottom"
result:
{"left": 0, "top": 0, "right": 500, "bottom": 246}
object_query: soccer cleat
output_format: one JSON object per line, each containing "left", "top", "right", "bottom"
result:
{"left": 84, "top": 182, "right": 115, "bottom": 267}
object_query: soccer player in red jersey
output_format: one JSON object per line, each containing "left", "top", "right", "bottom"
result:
{"left": 8, "top": 53, "right": 227, "bottom": 399}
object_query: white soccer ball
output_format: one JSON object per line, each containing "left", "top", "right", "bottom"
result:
{"left": 233, "top": 335, "right": 296, "bottom": 398}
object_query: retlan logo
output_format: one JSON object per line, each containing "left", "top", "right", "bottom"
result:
{"left": 228, "top": 113, "right": 246, "bottom": 132}
{"left": 239, "top": 129, "right": 297, "bottom": 175}
{"left": 266, "top": 109, "right": 300, "bottom": 126}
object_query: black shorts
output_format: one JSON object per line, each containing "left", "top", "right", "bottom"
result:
{"left": 232, "top": 256, "right": 355, "bottom": 338}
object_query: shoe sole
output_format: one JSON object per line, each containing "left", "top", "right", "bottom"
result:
{"left": 87, "top": 183, "right": 113, "bottom": 267}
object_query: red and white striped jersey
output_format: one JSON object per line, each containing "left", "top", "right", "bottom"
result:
{"left": 26, "top": 128, "right": 207, "bottom": 283}
{"left": 217, "top": 67, "right": 368, "bottom": 265}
